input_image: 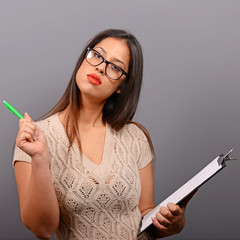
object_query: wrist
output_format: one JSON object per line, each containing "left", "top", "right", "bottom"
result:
{"left": 31, "top": 151, "right": 50, "bottom": 169}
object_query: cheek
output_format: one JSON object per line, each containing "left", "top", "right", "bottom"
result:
{"left": 76, "top": 63, "right": 86, "bottom": 79}
{"left": 75, "top": 68, "right": 81, "bottom": 82}
{"left": 75, "top": 64, "right": 89, "bottom": 87}
{"left": 103, "top": 82, "right": 123, "bottom": 98}
{"left": 106, "top": 77, "right": 124, "bottom": 92}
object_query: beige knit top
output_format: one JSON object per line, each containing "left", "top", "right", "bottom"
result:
{"left": 13, "top": 113, "right": 153, "bottom": 240}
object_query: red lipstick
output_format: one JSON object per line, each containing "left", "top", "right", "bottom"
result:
{"left": 87, "top": 74, "right": 101, "bottom": 85}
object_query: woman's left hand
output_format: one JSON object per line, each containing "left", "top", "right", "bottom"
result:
{"left": 152, "top": 202, "right": 185, "bottom": 236}
{"left": 152, "top": 190, "right": 197, "bottom": 237}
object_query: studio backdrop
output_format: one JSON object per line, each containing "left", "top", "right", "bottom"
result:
{"left": 0, "top": 1, "right": 239, "bottom": 239}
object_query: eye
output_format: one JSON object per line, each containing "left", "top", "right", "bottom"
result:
{"left": 109, "top": 64, "right": 121, "bottom": 73}
{"left": 92, "top": 51, "right": 102, "bottom": 59}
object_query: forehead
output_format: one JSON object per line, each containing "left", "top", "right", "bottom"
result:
{"left": 94, "top": 37, "right": 130, "bottom": 69}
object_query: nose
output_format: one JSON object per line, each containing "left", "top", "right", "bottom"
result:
{"left": 96, "top": 62, "right": 106, "bottom": 75}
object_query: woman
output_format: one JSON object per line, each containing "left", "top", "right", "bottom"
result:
{"left": 13, "top": 29, "right": 193, "bottom": 239}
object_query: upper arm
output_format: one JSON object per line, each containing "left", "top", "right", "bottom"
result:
{"left": 139, "top": 161, "right": 155, "bottom": 216}
{"left": 14, "top": 161, "right": 32, "bottom": 216}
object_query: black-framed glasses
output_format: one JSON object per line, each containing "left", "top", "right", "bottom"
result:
{"left": 85, "top": 47, "right": 128, "bottom": 80}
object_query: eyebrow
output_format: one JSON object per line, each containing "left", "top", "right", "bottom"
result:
{"left": 95, "top": 46, "right": 126, "bottom": 69}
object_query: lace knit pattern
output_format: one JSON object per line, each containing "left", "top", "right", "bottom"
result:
{"left": 13, "top": 113, "right": 153, "bottom": 240}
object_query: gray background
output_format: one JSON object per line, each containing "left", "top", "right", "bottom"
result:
{"left": 0, "top": 0, "right": 239, "bottom": 239}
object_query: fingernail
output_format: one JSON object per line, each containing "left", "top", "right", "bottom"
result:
{"left": 151, "top": 217, "right": 156, "bottom": 222}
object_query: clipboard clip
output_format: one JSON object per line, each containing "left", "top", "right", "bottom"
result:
{"left": 218, "top": 149, "right": 238, "bottom": 165}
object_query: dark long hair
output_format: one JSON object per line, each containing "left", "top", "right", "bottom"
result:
{"left": 40, "top": 29, "right": 154, "bottom": 156}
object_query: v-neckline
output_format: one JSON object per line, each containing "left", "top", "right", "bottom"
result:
{"left": 55, "top": 113, "right": 113, "bottom": 173}
{"left": 80, "top": 124, "right": 112, "bottom": 171}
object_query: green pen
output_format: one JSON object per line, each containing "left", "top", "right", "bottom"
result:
{"left": 3, "top": 100, "right": 24, "bottom": 119}
{"left": 4, "top": 100, "right": 39, "bottom": 141}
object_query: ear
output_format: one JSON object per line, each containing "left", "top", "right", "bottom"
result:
{"left": 116, "top": 88, "right": 121, "bottom": 94}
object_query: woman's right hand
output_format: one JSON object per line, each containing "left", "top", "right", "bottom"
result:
{"left": 16, "top": 113, "right": 49, "bottom": 166}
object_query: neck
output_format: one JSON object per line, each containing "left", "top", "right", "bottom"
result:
{"left": 78, "top": 95, "right": 106, "bottom": 128}
{"left": 59, "top": 95, "right": 107, "bottom": 129}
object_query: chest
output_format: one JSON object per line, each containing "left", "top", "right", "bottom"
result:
{"left": 50, "top": 134, "right": 142, "bottom": 209}
{"left": 76, "top": 126, "right": 106, "bottom": 166}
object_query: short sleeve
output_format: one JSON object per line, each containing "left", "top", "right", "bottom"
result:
{"left": 137, "top": 129, "right": 153, "bottom": 169}
{"left": 12, "top": 145, "right": 32, "bottom": 167}
{"left": 127, "top": 123, "right": 154, "bottom": 169}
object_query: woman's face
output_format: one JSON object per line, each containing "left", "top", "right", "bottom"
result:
{"left": 76, "top": 37, "right": 130, "bottom": 103}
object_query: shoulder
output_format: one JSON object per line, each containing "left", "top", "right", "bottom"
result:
{"left": 112, "top": 122, "right": 153, "bottom": 152}
{"left": 35, "top": 113, "right": 59, "bottom": 130}
{"left": 35, "top": 113, "right": 69, "bottom": 150}
{"left": 35, "top": 113, "right": 65, "bottom": 140}
{"left": 118, "top": 122, "right": 150, "bottom": 140}
{"left": 116, "top": 122, "right": 154, "bottom": 166}
{"left": 123, "top": 122, "right": 154, "bottom": 157}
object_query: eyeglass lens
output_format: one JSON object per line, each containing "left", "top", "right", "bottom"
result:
{"left": 86, "top": 49, "right": 124, "bottom": 80}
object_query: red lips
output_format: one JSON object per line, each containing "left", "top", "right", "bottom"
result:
{"left": 87, "top": 73, "right": 102, "bottom": 85}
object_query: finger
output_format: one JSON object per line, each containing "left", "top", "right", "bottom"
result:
{"left": 21, "top": 126, "right": 35, "bottom": 137}
{"left": 167, "top": 202, "right": 181, "bottom": 216}
{"left": 18, "top": 123, "right": 36, "bottom": 140}
{"left": 19, "top": 113, "right": 35, "bottom": 128}
{"left": 155, "top": 211, "right": 172, "bottom": 228}
{"left": 18, "top": 125, "right": 36, "bottom": 141}
{"left": 24, "top": 112, "right": 33, "bottom": 121}
{"left": 24, "top": 132, "right": 34, "bottom": 142}
{"left": 19, "top": 120, "right": 37, "bottom": 133}
{"left": 152, "top": 217, "right": 168, "bottom": 232}
{"left": 17, "top": 132, "right": 34, "bottom": 145}
{"left": 159, "top": 206, "right": 175, "bottom": 221}
{"left": 19, "top": 113, "right": 32, "bottom": 126}
{"left": 19, "top": 118, "right": 36, "bottom": 129}
{"left": 24, "top": 114, "right": 39, "bottom": 137}
{"left": 34, "top": 125, "right": 45, "bottom": 141}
